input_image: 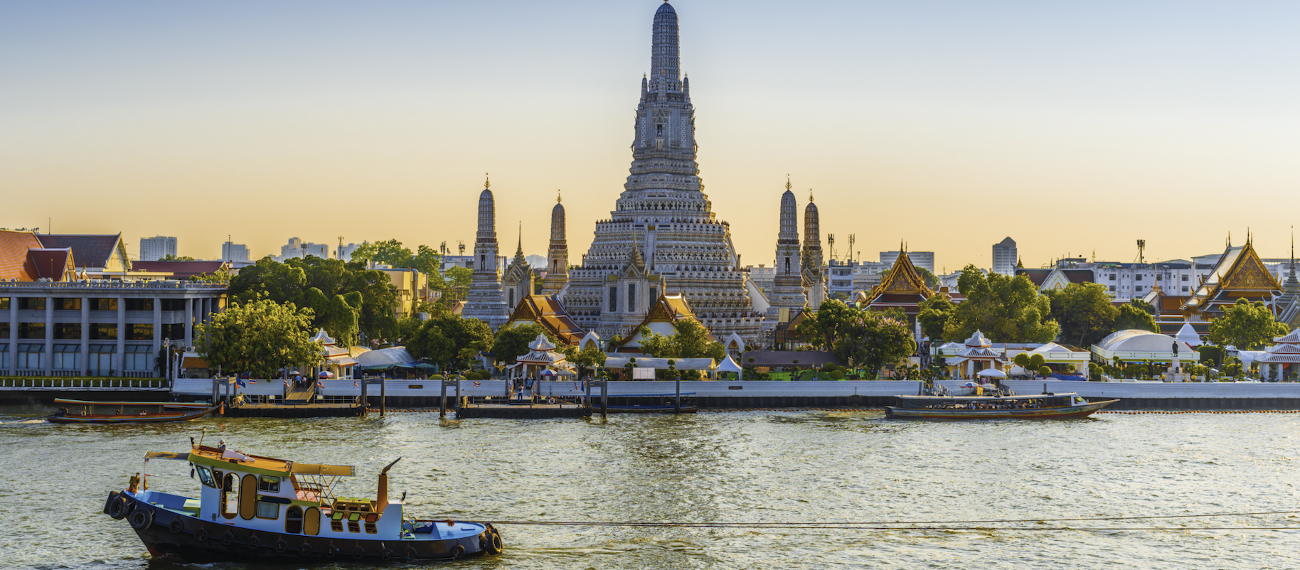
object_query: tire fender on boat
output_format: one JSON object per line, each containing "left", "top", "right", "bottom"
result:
{"left": 107, "top": 495, "right": 129, "bottom": 520}
{"left": 128, "top": 508, "right": 154, "bottom": 531}
{"left": 481, "top": 525, "right": 503, "bottom": 555}
{"left": 405, "top": 544, "right": 419, "bottom": 560}
{"left": 448, "top": 544, "right": 465, "bottom": 560}
{"left": 168, "top": 518, "right": 186, "bottom": 535}
{"left": 103, "top": 492, "right": 120, "bottom": 516}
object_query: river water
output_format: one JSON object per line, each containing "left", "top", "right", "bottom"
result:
{"left": 2, "top": 405, "right": 1298, "bottom": 568}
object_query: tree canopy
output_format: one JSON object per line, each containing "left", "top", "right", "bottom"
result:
{"left": 1207, "top": 298, "right": 1287, "bottom": 349}
{"left": 491, "top": 323, "right": 558, "bottom": 362}
{"left": 195, "top": 297, "right": 322, "bottom": 379}
{"left": 1112, "top": 302, "right": 1158, "bottom": 333}
{"left": 638, "top": 318, "right": 727, "bottom": 361}
{"left": 229, "top": 256, "right": 399, "bottom": 344}
{"left": 406, "top": 314, "right": 494, "bottom": 371}
{"left": 944, "top": 266, "right": 1058, "bottom": 343}
{"left": 795, "top": 299, "right": 916, "bottom": 376}
{"left": 1048, "top": 282, "right": 1118, "bottom": 347}
{"left": 917, "top": 292, "right": 956, "bottom": 341}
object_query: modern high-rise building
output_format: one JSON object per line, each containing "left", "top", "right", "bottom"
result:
{"left": 139, "top": 236, "right": 177, "bottom": 261}
{"left": 992, "top": 237, "right": 1018, "bottom": 275}
{"left": 278, "top": 237, "right": 329, "bottom": 260}
{"left": 880, "top": 250, "right": 935, "bottom": 273}
{"left": 336, "top": 242, "right": 361, "bottom": 262}
{"left": 220, "top": 241, "right": 251, "bottom": 263}
{"left": 559, "top": 1, "right": 764, "bottom": 344}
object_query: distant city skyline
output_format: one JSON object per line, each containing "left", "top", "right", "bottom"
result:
{"left": 6, "top": 1, "right": 1300, "bottom": 266}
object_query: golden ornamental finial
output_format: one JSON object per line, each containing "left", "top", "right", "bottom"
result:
{"left": 484, "top": 172, "right": 491, "bottom": 190}
{"left": 785, "top": 173, "right": 791, "bottom": 191}
{"left": 809, "top": 188, "right": 814, "bottom": 202}
{"left": 556, "top": 189, "right": 562, "bottom": 204}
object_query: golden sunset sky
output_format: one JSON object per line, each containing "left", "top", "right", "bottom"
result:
{"left": 4, "top": 0, "right": 1300, "bottom": 270}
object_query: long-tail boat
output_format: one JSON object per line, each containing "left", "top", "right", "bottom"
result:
{"left": 886, "top": 392, "right": 1118, "bottom": 420}
{"left": 48, "top": 399, "right": 217, "bottom": 424}
{"left": 103, "top": 442, "right": 502, "bottom": 562}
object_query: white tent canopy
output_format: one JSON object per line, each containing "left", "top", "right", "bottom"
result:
{"left": 716, "top": 354, "right": 742, "bottom": 375}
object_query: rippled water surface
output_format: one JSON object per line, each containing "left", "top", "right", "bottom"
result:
{"left": 2, "top": 405, "right": 1299, "bottom": 568}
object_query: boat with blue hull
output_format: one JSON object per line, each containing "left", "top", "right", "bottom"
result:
{"left": 103, "top": 443, "right": 502, "bottom": 562}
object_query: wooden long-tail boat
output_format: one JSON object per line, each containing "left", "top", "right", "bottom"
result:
{"left": 886, "top": 393, "right": 1118, "bottom": 420}
{"left": 48, "top": 399, "right": 217, "bottom": 424}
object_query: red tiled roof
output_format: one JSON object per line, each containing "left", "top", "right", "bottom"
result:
{"left": 0, "top": 230, "right": 43, "bottom": 281}
{"left": 25, "top": 248, "right": 73, "bottom": 281}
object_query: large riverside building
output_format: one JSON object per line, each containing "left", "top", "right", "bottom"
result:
{"left": 561, "top": 2, "right": 765, "bottom": 343}
{"left": 0, "top": 281, "right": 224, "bottom": 377}
{"left": 0, "top": 229, "right": 224, "bottom": 377}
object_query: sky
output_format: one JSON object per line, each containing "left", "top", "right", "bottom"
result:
{"left": 4, "top": 0, "right": 1300, "bottom": 271}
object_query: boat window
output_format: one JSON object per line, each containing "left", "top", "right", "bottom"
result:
{"left": 239, "top": 474, "right": 258, "bottom": 520}
{"left": 195, "top": 466, "right": 215, "bottom": 488}
{"left": 211, "top": 469, "right": 224, "bottom": 489}
{"left": 348, "top": 520, "right": 361, "bottom": 533}
{"left": 221, "top": 473, "right": 238, "bottom": 519}
{"left": 364, "top": 522, "right": 378, "bottom": 534}
{"left": 259, "top": 476, "right": 281, "bottom": 493}
{"left": 285, "top": 506, "right": 303, "bottom": 534}
{"left": 256, "top": 501, "right": 280, "bottom": 520}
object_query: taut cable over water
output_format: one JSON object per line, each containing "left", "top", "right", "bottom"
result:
{"left": 489, "top": 508, "right": 1300, "bottom": 531}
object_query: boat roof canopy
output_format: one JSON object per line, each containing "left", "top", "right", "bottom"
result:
{"left": 291, "top": 463, "right": 356, "bottom": 477}
{"left": 898, "top": 393, "right": 1078, "bottom": 400}
{"left": 188, "top": 445, "right": 355, "bottom": 477}
{"left": 144, "top": 451, "right": 190, "bottom": 460}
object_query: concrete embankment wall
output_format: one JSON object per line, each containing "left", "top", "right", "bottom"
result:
{"left": 16, "top": 379, "right": 1300, "bottom": 411}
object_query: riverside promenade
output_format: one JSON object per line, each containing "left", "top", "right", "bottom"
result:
{"left": 164, "top": 378, "right": 1300, "bottom": 411}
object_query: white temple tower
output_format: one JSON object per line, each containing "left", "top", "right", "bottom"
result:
{"left": 561, "top": 1, "right": 765, "bottom": 343}
{"left": 802, "top": 190, "right": 826, "bottom": 309}
{"left": 541, "top": 193, "right": 569, "bottom": 295}
{"left": 766, "top": 179, "right": 806, "bottom": 330}
{"left": 462, "top": 178, "right": 510, "bottom": 329}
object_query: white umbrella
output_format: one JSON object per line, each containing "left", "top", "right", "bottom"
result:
{"left": 976, "top": 368, "right": 1007, "bottom": 379}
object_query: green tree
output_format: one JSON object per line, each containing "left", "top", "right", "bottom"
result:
{"left": 1113, "top": 302, "right": 1158, "bottom": 333}
{"left": 796, "top": 299, "right": 916, "bottom": 377}
{"left": 1207, "top": 298, "right": 1287, "bottom": 349}
{"left": 945, "top": 271, "right": 1058, "bottom": 343}
{"left": 195, "top": 297, "right": 322, "bottom": 379}
{"left": 1048, "top": 282, "right": 1118, "bottom": 347}
{"left": 917, "top": 293, "right": 956, "bottom": 341}
{"left": 566, "top": 345, "right": 607, "bottom": 380}
{"left": 230, "top": 256, "right": 401, "bottom": 344}
{"left": 1012, "top": 353, "right": 1047, "bottom": 378}
{"left": 407, "top": 314, "right": 494, "bottom": 371}
{"left": 639, "top": 318, "right": 727, "bottom": 361}
{"left": 492, "top": 323, "right": 558, "bottom": 362}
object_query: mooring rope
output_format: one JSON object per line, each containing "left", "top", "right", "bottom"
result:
{"left": 488, "top": 509, "right": 1300, "bottom": 531}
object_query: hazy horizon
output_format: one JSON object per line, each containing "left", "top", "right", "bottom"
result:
{"left": 5, "top": 0, "right": 1300, "bottom": 270}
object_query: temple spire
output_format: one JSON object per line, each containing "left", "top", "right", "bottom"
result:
{"left": 650, "top": 0, "right": 680, "bottom": 88}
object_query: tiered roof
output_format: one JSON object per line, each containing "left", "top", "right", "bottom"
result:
{"left": 505, "top": 294, "right": 586, "bottom": 346}
{"left": 1182, "top": 239, "right": 1281, "bottom": 317}
{"left": 1256, "top": 329, "right": 1300, "bottom": 364}
{"left": 861, "top": 248, "right": 932, "bottom": 314}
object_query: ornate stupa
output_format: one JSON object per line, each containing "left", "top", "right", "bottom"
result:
{"left": 540, "top": 192, "right": 569, "bottom": 295}
{"left": 765, "top": 178, "right": 805, "bottom": 329}
{"left": 461, "top": 178, "right": 510, "bottom": 329}
{"left": 802, "top": 189, "right": 826, "bottom": 309}
{"left": 561, "top": 1, "right": 765, "bottom": 343}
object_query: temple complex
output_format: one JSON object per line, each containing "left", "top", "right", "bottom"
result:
{"left": 801, "top": 190, "right": 826, "bottom": 310}
{"left": 461, "top": 180, "right": 510, "bottom": 329}
{"left": 540, "top": 193, "right": 569, "bottom": 295}
{"left": 560, "top": 1, "right": 765, "bottom": 344}
{"left": 1181, "top": 236, "right": 1281, "bottom": 323}
{"left": 765, "top": 179, "right": 806, "bottom": 331}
